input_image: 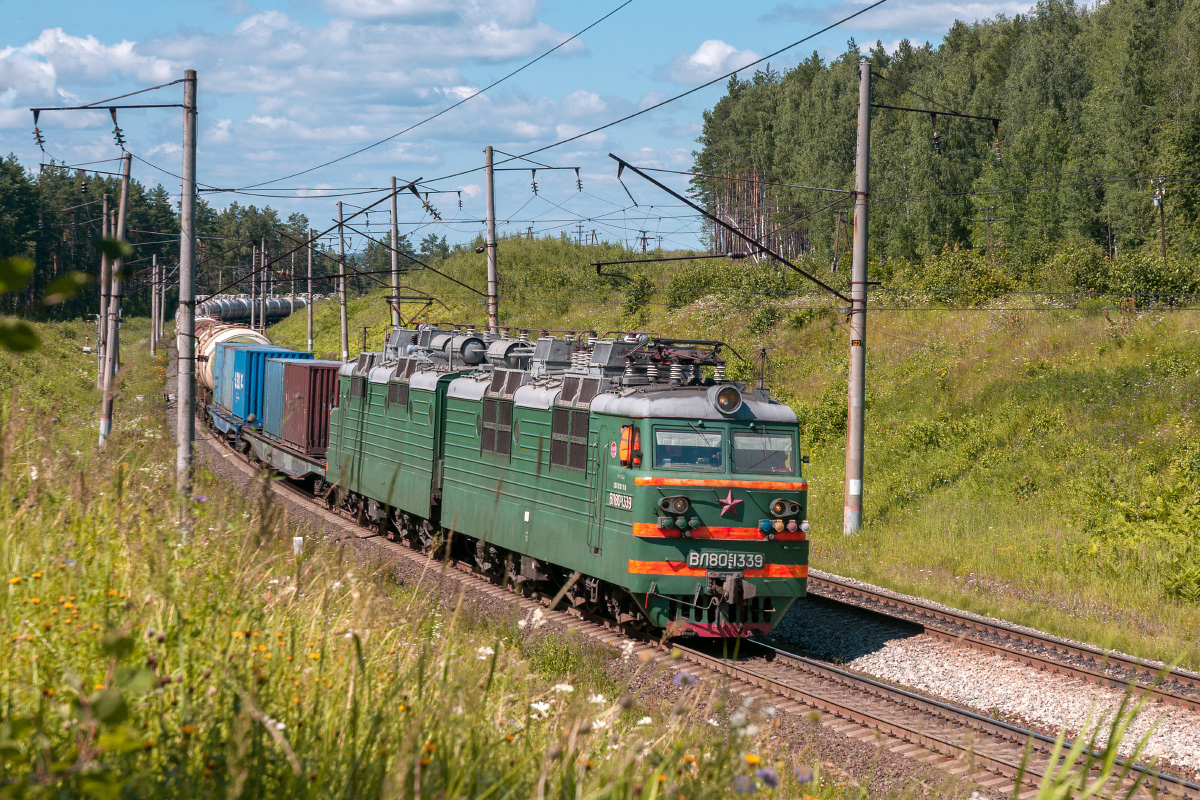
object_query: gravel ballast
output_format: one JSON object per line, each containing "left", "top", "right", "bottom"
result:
{"left": 777, "top": 592, "right": 1200, "bottom": 781}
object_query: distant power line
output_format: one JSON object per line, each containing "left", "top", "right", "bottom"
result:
{"left": 232, "top": 1, "right": 635, "bottom": 192}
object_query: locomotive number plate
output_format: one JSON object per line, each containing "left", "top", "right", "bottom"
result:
{"left": 607, "top": 492, "right": 633, "bottom": 511}
{"left": 687, "top": 552, "right": 764, "bottom": 569}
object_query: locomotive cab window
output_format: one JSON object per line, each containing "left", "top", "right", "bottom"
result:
{"left": 653, "top": 428, "right": 723, "bottom": 470}
{"left": 732, "top": 430, "right": 796, "bottom": 474}
{"left": 618, "top": 424, "right": 642, "bottom": 467}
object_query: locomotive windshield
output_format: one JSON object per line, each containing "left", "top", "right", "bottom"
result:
{"left": 654, "top": 428, "right": 723, "bottom": 470}
{"left": 732, "top": 430, "right": 796, "bottom": 474}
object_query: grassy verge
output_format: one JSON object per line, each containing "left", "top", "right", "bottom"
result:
{"left": 0, "top": 319, "right": 895, "bottom": 798}
{"left": 270, "top": 236, "right": 1200, "bottom": 671}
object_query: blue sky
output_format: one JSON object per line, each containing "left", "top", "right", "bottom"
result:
{"left": 1, "top": 0, "right": 1030, "bottom": 251}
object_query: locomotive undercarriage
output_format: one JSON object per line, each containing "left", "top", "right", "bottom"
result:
{"left": 308, "top": 482, "right": 785, "bottom": 637}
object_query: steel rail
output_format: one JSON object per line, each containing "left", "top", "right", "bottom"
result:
{"left": 806, "top": 573, "right": 1200, "bottom": 710}
{"left": 751, "top": 642, "right": 1200, "bottom": 798}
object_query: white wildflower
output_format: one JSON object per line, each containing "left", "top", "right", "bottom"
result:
{"left": 476, "top": 645, "right": 495, "bottom": 660}
{"left": 529, "top": 609, "right": 546, "bottom": 629}
{"left": 551, "top": 683, "right": 574, "bottom": 693}
{"left": 620, "top": 640, "right": 635, "bottom": 660}
{"left": 517, "top": 619, "right": 527, "bottom": 630}
{"left": 588, "top": 693, "right": 606, "bottom": 705}
{"left": 636, "top": 716, "right": 652, "bottom": 726}
{"left": 591, "top": 718, "right": 609, "bottom": 730}
{"left": 29, "top": 467, "right": 38, "bottom": 481}
{"left": 530, "top": 701, "right": 552, "bottom": 719}
{"left": 706, "top": 718, "right": 719, "bottom": 727}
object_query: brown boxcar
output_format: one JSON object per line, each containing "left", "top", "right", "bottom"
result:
{"left": 280, "top": 360, "right": 342, "bottom": 456}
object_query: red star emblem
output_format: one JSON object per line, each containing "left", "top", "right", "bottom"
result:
{"left": 718, "top": 490, "right": 742, "bottom": 517}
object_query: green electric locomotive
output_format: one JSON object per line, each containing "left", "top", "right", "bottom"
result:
{"left": 325, "top": 327, "right": 809, "bottom": 637}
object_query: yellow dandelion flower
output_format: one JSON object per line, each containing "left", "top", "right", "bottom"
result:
{"left": 107, "top": 589, "right": 117, "bottom": 597}
{"left": 744, "top": 754, "right": 760, "bottom": 766}
{"left": 9, "top": 577, "right": 21, "bottom": 585}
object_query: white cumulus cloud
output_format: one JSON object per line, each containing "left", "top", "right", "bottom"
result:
{"left": 664, "top": 39, "right": 760, "bottom": 84}
{"left": 561, "top": 89, "right": 607, "bottom": 117}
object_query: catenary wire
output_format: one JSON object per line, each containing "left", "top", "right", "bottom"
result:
{"left": 417, "top": 0, "right": 892, "bottom": 188}
{"left": 231, "top": 1, "right": 634, "bottom": 191}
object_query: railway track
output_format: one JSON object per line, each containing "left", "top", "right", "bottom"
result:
{"left": 805, "top": 572, "right": 1200, "bottom": 712}
{"left": 682, "top": 640, "right": 1200, "bottom": 800}
{"left": 194, "top": 422, "right": 1200, "bottom": 799}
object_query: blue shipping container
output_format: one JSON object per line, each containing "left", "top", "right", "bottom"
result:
{"left": 212, "top": 342, "right": 254, "bottom": 414}
{"left": 230, "top": 347, "right": 313, "bottom": 425}
{"left": 262, "top": 357, "right": 287, "bottom": 441}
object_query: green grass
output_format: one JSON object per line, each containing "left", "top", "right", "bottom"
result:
{"left": 270, "top": 235, "right": 1200, "bottom": 672}
{"left": 0, "top": 318, "right": 906, "bottom": 799}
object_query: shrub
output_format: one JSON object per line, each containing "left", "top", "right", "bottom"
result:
{"left": 1080, "top": 445, "right": 1200, "bottom": 600}
{"left": 794, "top": 381, "right": 847, "bottom": 446}
{"left": 746, "top": 306, "right": 781, "bottom": 335}
{"left": 786, "top": 307, "right": 835, "bottom": 331}
{"left": 619, "top": 272, "right": 655, "bottom": 324}
{"left": 665, "top": 260, "right": 738, "bottom": 310}
{"left": 895, "top": 244, "right": 1017, "bottom": 305}
{"left": 1073, "top": 251, "right": 1200, "bottom": 306}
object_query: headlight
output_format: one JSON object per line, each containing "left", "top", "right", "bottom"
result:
{"left": 769, "top": 498, "right": 800, "bottom": 517}
{"left": 714, "top": 385, "right": 742, "bottom": 414}
{"left": 659, "top": 496, "right": 690, "bottom": 515}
